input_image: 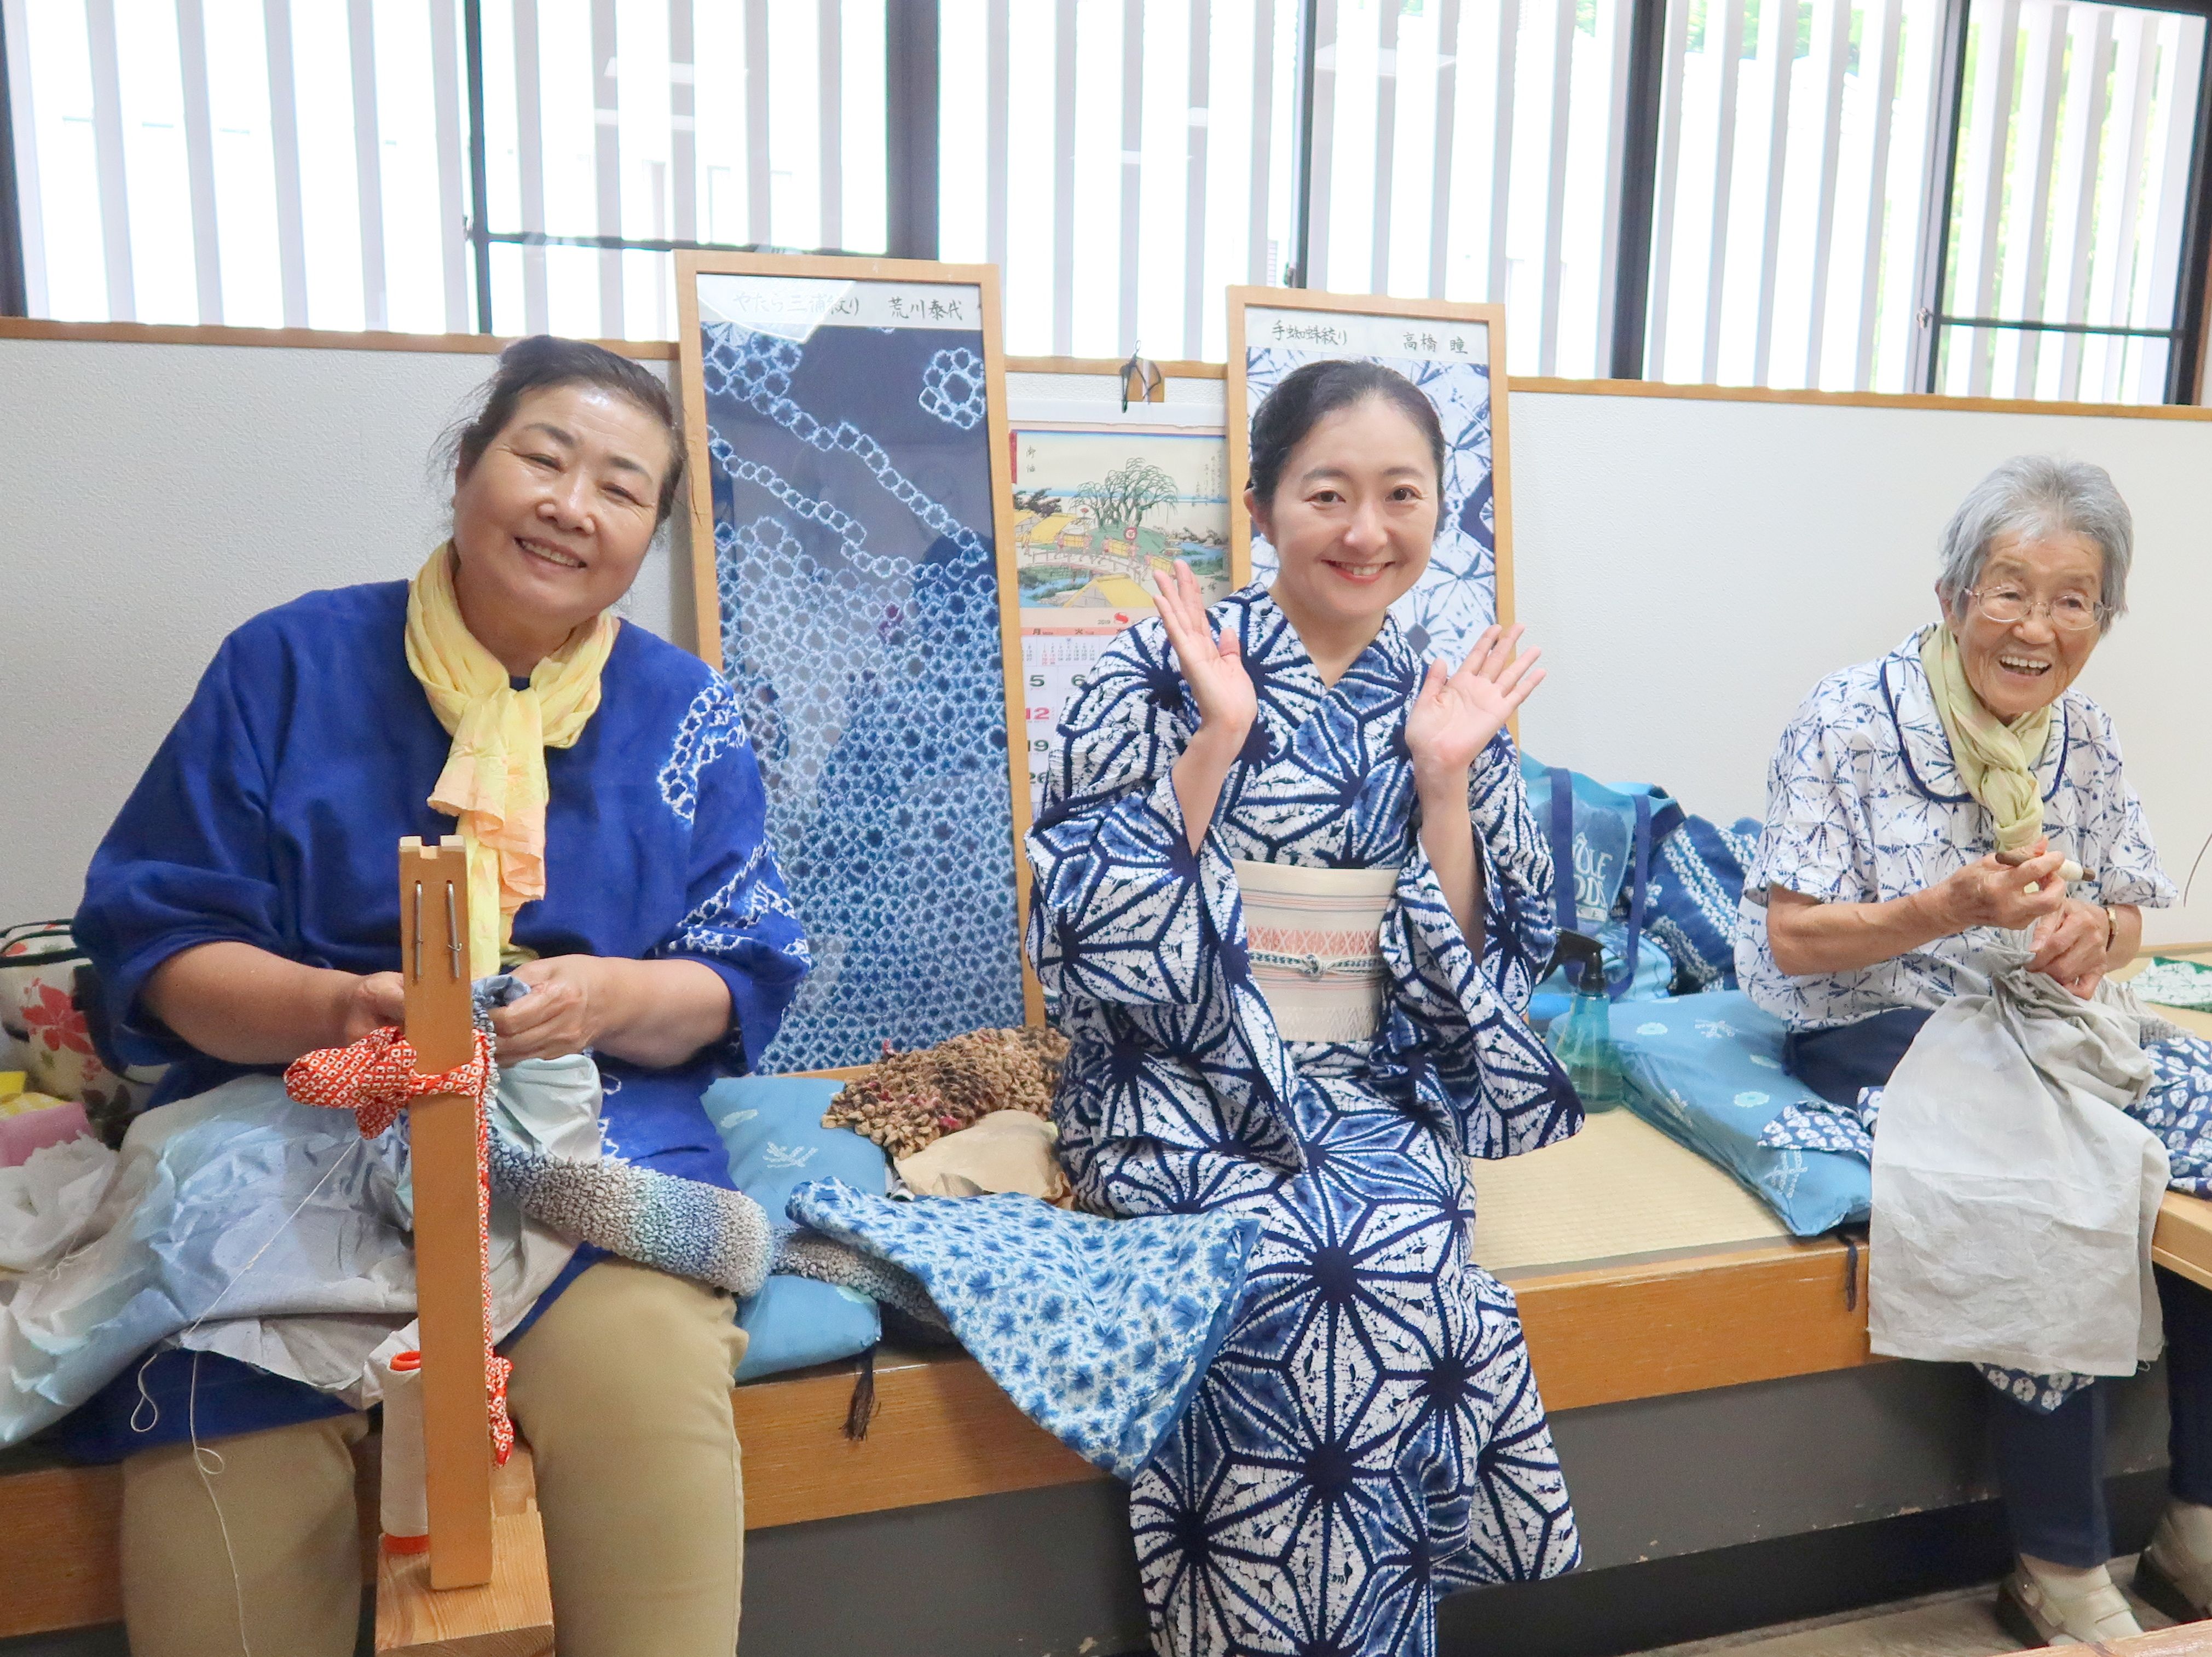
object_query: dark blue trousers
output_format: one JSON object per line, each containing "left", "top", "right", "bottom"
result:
{"left": 1992, "top": 1268, "right": 2212, "bottom": 1566}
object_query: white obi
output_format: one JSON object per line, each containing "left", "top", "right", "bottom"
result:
{"left": 1233, "top": 860, "right": 1400, "bottom": 1044}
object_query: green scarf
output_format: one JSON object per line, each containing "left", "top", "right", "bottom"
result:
{"left": 1918, "top": 624, "right": 2052, "bottom": 854}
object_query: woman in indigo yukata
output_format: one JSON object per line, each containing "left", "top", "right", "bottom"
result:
{"left": 1029, "top": 360, "right": 1585, "bottom": 1657}
{"left": 72, "top": 338, "right": 806, "bottom": 1657}
{"left": 1740, "top": 455, "right": 2212, "bottom": 1645}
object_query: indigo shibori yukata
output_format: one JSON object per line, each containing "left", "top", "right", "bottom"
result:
{"left": 62, "top": 582, "right": 810, "bottom": 1458}
{"left": 1027, "top": 583, "right": 1584, "bottom": 1657}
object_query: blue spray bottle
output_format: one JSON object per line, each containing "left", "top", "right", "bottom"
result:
{"left": 1543, "top": 930, "right": 1626, "bottom": 1112}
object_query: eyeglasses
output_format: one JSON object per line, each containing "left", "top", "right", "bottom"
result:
{"left": 1965, "top": 585, "right": 2107, "bottom": 633}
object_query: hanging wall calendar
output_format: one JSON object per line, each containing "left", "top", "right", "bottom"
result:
{"left": 1227, "top": 288, "right": 1516, "bottom": 667}
{"left": 1010, "top": 422, "right": 1231, "bottom": 814}
{"left": 677, "top": 253, "right": 1035, "bottom": 1073}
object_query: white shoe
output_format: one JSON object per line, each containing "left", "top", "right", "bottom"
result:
{"left": 1996, "top": 1560, "right": 2144, "bottom": 1646}
{"left": 2137, "top": 1508, "right": 2212, "bottom": 1623}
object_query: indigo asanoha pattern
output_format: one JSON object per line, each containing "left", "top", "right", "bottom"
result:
{"left": 699, "top": 314, "right": 1025, "bottom": 1072}
{"left": 1029, "top": 585, "right": 1583, "bottom": 1657}
{"left": 1736, "top": 629, "right": 2174, "bottom": 1030}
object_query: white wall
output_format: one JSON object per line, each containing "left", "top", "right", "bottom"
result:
{"left": 0, "top": 337, "right": 686, "bottom": 922}
{"left": 7, "top": 337, "right": 2211, "bottom": 944}
{"left": 1506, "top": 392, "right": 2212, "bottom": 942}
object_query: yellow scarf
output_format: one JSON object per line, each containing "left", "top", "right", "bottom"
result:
{"left": 1917, "top": 623, "right": 2052, "bottom": 855}
{"left": 404, "top": 545, "right": 620, "bottom": 977}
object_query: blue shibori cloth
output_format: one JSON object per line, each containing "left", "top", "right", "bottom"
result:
{"left": 1027, "top": 584, "right": 1583, "bottom": 1656}
{"left": 789, "top": 1179, "right": 1258, "bottom": 1479}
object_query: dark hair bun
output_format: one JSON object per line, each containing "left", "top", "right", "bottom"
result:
{"left": 448, "top": 335, "right": 686, "bottom": 526}
{"left": 1248, "top": 359, "right": 1446, "bottom": 507}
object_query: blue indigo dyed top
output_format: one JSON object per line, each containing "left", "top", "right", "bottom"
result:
{"left": 77, "top": 578, "right": 811, "bottom": 1191}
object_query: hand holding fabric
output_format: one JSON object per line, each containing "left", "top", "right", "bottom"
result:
{"left": 1934, "top": 839, "right": 2070, "bottom": 933}
{"left": 1405, "top": 625, "right": 1544, "bottom": 787}
{"left": 493, "top": 955, "right": 605, "bottom": 1060}
{"left": 1151, "top": 560, "right": 1254, "bottom": 744}
{"left": 339, "top": 971, "right": 407, "bottom": 1044}
{"left": 2029, "top": 897, "right": 2111, "bottom": 998}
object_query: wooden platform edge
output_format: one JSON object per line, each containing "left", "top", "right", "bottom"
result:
{"left": 0, "top": 1235, "right": 1898, "bottom": 1637}
{"left": 2106, "top": 1617, "right": 2212, "bottom": 1655}
{"left": 2155, "top": 1192, "right": 2212, "bottom": 1293}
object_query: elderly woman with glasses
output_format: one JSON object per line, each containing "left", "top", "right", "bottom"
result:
{"left": 1739, "top": 455, "right": 2212, "bottom": 1645}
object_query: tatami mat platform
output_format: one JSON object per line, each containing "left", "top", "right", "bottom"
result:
{"left": 1470, "top": 1106, "right": 1791, "bottom": 1277}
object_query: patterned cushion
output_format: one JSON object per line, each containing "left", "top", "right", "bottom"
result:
{"left": 0, "top": 922, "right": 165, "bottom": 1136}
{"left": 1608, "top": 989, "right": 1872, "bottom": 1235}
{"left": 706, "top": 1075, "right": 891, "bottom": 1381}
{"left": 1645, "top": 814, "right": 1763, "bottom": 991}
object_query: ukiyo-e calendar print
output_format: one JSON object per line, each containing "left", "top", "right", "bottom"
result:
{"left": 1234, "top": 296, "right": 1508, "bottom": 668}
{"left": 684, "top": 266, "right": 1026, "bottom": 1073}
{"left": 1010, "top": 425, "right": 1230, "bottom": 813}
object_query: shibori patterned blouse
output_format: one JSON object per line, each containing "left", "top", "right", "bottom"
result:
{"left": 1736, "top": 629, "right": 2176, "bottom": 1031}
{"left": 77, "top": 580, "right": 811, "bottom": 1185}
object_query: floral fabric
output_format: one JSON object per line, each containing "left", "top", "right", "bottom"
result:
{"left": 789, "top": 1179, "right": 1259, "bottom": 1479}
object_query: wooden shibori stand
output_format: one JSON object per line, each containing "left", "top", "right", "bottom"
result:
{"left": 377, "top": 837, "right": 554, "bottom": 1656}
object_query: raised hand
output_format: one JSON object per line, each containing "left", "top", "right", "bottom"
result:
{"left": 1404, "top": 624, "right": 1545, "bottom": 784}
{"left": 1153, "top": 559, "right": 1256, "bottom": 744}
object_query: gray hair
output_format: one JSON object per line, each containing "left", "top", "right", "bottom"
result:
{"left": 1935, "top": 455, "right": 2133, "bottom": 630}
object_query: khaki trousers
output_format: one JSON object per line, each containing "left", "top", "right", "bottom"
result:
{"left": 120, "top": 1259, "right": 748, "bottom": 1657}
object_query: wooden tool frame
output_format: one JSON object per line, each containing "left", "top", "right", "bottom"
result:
{"left": 380, "top": 836, "right": 553, "bottom": 1654}
{"left": 1223, "top": 286, "right": 1518, "bottom": 638}
{"left": 672, "top": 251, "right": 1042, "bottom": 1034}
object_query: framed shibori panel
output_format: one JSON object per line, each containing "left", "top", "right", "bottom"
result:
{"left": 675, "top": 252, "right": 1037, "bottom": 1074}
{"left": 1010, "top": 423, "right": 1231, "bottom": 814}
{"left": 1226, "top": 288, "right": 1515, "bottom": 668}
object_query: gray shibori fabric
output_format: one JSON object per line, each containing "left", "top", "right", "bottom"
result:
{"left": 1870, "top": 939, "right": 2170, "bottom": 1378}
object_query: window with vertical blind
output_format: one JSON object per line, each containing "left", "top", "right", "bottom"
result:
{"left": 7, "top": 0, "right": 472, "bottom": 332}
{"left": 935, "top": 0, "right": 1306, "bottom": 363}
{"left": 1301, "top": 0, "right": 1638, "bottom": 378}
{"left": 1930, "top": 0, "right": 2206, "bottom": 402}
{"left": 2, "top": 0, "right": 884, "bottom": 339}
{"left": 1642, "top": 0, "right": 1955, "bottom": 391}
{"left": 475, "top": 0, "right": 887, "bottom": 341}
{"left": 4, "top": 0, "right": 2209, "bottom": 403}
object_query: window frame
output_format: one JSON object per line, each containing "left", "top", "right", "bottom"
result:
{"left": 4, "top": 0, "right": 2208, "bottom": 402}
{"left": 0, "top": 5, "right": 26, "bottom": 318}
{"left": 1909, "top": 0, "right": 2212, "bottom": 401}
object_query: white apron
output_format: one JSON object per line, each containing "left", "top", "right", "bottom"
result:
{"left": 1869, "top": 939, "right": 2169, "bottom": 1377}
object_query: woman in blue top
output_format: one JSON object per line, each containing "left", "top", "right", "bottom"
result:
{"left": 72, "top": 337, "right": 806, "bottom": 1657}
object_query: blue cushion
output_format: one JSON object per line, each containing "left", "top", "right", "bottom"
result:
{"left": 730, "top": 1275, "right": 883, "bottom": 1383}
{"left": 703, "top": 1075, "right": 893, "bottom": 1381}
{"left": 1644, "top": 814, "right": 1763, "bottom": 992}
{"left": 1607, "top": 990, "right": 1872, "bottom": 1236}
